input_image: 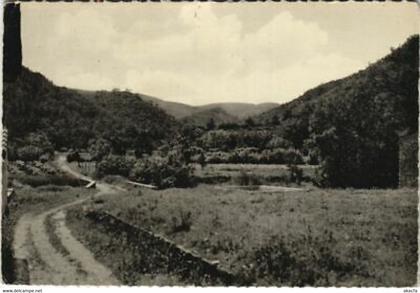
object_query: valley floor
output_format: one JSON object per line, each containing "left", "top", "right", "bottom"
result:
{"left": 67, "top": 184, "right": 418, "bottom": 286}
{"left": 4, "top": 158, "right": 417, "bottom": 286}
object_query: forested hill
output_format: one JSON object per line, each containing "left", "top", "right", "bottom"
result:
{"left": 257, "top": 35, "right": 418, "bottom": 146}
{"left": 3, "top": 66, "right": 178, "bottom": 154}
{"left": 256, "top": 35, "right": 419, "bottom": 188}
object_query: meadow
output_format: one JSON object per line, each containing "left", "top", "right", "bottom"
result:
{"left": 68, "top": 184, "right": 418, "bottom": 286}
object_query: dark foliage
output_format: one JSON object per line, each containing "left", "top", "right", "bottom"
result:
{"left": 252, "top": 234, "right": 366, "bottom": 286}
{"left": 287, "top": 164, "right": 303, "bottom": 185}
{"left": 171, "top": 211, "right": 193, "bottom": 233}
{"left": 204, "top": 148, "right": 304, "bottom": 165}
{"left": 130, "top": 155, "right": 196, "bottom": 189}
{"left": 96, "top": 155, "right": 135, "bottom": 178}
{"left": 67, "top": 151, "right": 80, "bottom": 163}
{"left": 3, "top": 67, "right": 177, "bottom": 154}
{"left": 11, "top": 174, "right": 86, "bottom": 187}
{"left": 236, "top": 170, "right": 261, "bottom": 186}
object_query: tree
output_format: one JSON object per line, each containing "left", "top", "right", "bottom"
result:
{"left": 207, "top": 118, "right": 216, "bottom": 130}
{"left": 309, "top": 92, "right": 402, "bottom": 188}
{"left": 88, "top": 138, "right": 112, "bottom": 161}
{"left": 245, "top": 117, "right": 255, "bottom": 128}
{"left": 271, "top": 114, "right": 280, "bottom": 126}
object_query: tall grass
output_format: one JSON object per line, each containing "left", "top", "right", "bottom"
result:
{"left": 88, "top": 186, "right": 418, "bottom": 286}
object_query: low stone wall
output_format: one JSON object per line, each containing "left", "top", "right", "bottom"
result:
{"left": 86, "top": 211, "right": 251, "bottom": 286}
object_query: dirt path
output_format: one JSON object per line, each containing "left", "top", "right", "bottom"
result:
{"left": 12, "top": 155, "right": 121, "bottom": 285}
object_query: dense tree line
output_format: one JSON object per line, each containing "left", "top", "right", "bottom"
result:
{"left": 3, "top": 67, "right": 178, "bottom": 159}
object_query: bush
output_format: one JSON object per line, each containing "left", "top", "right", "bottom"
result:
{"left": 236, "top": 170, "right": 261, "bottom": 186}
{"left": 287, "top": 164, "right": 303, "bottom": 185}
{"left": 13, "top": 132, "right": 54, "bottom": 162}
{"left": 13, "top": 174, "right": 85, "bottom": 187}
{"left": 130, "top": 155, "right": 196, "bottom": 189}
{"left": 283, "top": 149, "right": 305, "bottom": 164}
{"left": 88, "top": 138, "right": 112, "bottom": 161}
{"left": 170, "top": 210, "right": 193, "bottom": 233}
{"left": 96, "top": 155, "right": 135, "bottom": 178}
{"left": 253, "top": 234, "right": 362, "bottom": 286}
{"left": 67, "top": 151, "right": 80, "bottom": 162}
{"left": 204, "top": 148, "right": 305, "bottom": 165}
{"left": 306, "top": 152, "right": 320, "bottom": 165}
{"left": 16, "top": 146, "right": 44, "bottom": 161}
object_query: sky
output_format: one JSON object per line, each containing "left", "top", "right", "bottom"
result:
{"left": 22, "top": 2, "right": 418, "bottom": 106}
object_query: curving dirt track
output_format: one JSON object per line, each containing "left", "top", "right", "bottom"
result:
{"left": 12, "top": 154, "right": 120, "bottom": 285}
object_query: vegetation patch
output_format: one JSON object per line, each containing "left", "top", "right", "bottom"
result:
{"left": 87, "top": 185, "right": 417, "bottom": 286}
{"left": 11, "top": 174, "right": 86, "bottom": 187}
{"left": 196, "top": 164, "right": 315, "bottom": 187}
{"left": 65, "top": 207, "right": 241, "bottom": 286}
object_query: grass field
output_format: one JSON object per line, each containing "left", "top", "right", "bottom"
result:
{"left": 68, "top": 184, "right": 418, "bottom": 286}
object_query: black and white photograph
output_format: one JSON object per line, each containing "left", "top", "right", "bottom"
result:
{"left": 1, "top": 1, "right": 419, "bottom": 288}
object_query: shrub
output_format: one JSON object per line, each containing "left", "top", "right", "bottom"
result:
{"left": 287, "top": 164, "right": 303, "bottom": 185}
{"left": 203, "top": 148, "right": 305, "bottom": 165}
{"left": 39, "top": 153, "right": 51, "bottom": 163}
{"left": 13, "top": 132, "right": 54, "bottom": 162}
{"left": 283, "top": 149, "right": 305, "bottom": 164}
{"left": 13, "top": 174, "right": 85, "bottom": 187}
{"left": 130, "top": 155, "right": 196, "bottom": 189}
{"left": 197, "top": 152, "right": 207, "bottom": 168}
{"left": 96, "top": 155, "right": 135, "bottom": 178}
{"left": 170, "top": 210, "right": 193, "bottom": 233}
{"left": 88, "top": 138, "right": 112, "bottom": 161}
{"left": 16, "top": 146, "right": 43, "bottom": 161}
{"left": 306, "top": 152, "right": 320, "bottom": 165}
{"left": 236, "top": 170, "right": 261, "bottom": 186}
{"left": 67, "top": 151, "right": 80, "bottom": 162}
{"left": 253, "top": 234, "right": 362, "bottom": 286}
{"left": 266, "top": 136, "right": 292, "bottom": 149}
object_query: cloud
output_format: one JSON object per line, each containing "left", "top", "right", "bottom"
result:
{"left": 22, "top": 3, "right": 365, "bottom": 105}
{"left": 119, "top": 4, "right": 363, "bottom": 104}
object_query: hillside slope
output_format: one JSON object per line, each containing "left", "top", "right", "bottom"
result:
{"left": 141, "top": 96, "right": 278, "bottom": 120}
{"left": 257, "top": 36, "right": 418, "bottom": 143}
{"left": 140, "top": 95, "right": 197, "bottom": 119}
{"left": 199, "top": 102, "right": 278, "bottom": 119}
{"left": 256, "top": 35, "right": 418, "bottom": 187}
{"left": 3, "top": 67, "right": 177, "bottom": 153}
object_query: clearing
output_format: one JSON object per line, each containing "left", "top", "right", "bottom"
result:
{"left": 66, "top": 184, "right": 418, "bottom": 286}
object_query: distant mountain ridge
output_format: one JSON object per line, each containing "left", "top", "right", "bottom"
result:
{"left": 73, "top": 90, "right": 279, "bottom": 120}
{"left": 198, "top": 102, "right": 279, "bottom": 119}
{"left": 181, "top": 107, "right": 239, "bottom": 128}
{"left": 141, "top": 95, "right": 279, "bottom": 120}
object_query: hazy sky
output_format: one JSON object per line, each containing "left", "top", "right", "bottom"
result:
{"left": 22, "top": 2, "right": 418, "bottom": 105}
